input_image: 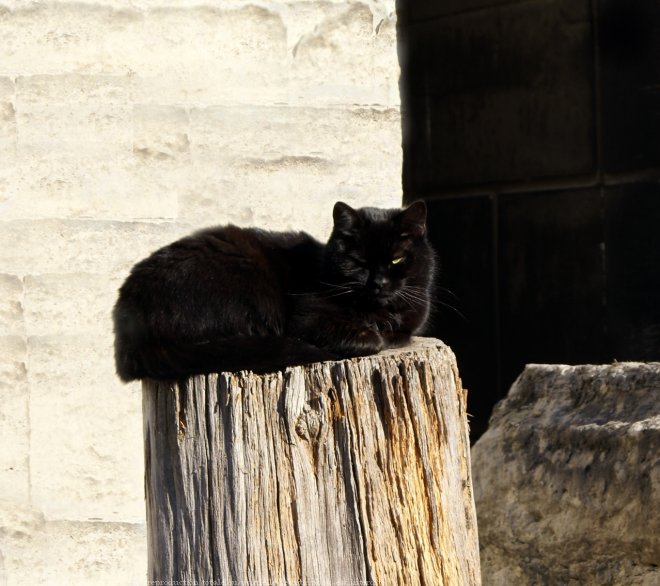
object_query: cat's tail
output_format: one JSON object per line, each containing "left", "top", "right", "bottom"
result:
{"left": 114, "top": 336, "right": 340, "bottom": 382}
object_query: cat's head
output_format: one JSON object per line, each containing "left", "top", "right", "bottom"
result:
{"left": 323, "top": 201, "right": 435, "bottom": 305}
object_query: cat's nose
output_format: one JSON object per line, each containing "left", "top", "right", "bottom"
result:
{"left": 370, "top": 274, "right": 389, "bottom": 292}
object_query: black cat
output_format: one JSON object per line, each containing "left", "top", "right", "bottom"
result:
{"left": 113, "top": 201, "right": 435, "bottom": 381}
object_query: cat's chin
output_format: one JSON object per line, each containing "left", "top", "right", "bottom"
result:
{"left": 371, "top": 293, "right": 394, "bottom": 306}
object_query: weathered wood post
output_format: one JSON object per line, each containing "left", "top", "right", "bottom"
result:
{"left": 142, "top": 337, "right": 481, "bottom": 585}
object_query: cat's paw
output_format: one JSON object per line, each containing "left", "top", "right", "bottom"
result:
{"left": 345, "top": 327, "right": 384, "bottom": 357}
{"left": 382, "top": 331, "right": 411, "bottom": 349}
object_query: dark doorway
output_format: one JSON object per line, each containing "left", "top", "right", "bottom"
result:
{"left": 397, "top": 0, "right": 660, "bottom": 441}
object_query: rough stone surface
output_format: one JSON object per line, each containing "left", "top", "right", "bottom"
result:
{"left": 0, "top": 0, "right": 401, "bottom": 583}
{"left": 472, "top": 362, "right": 660, "bottom": 586}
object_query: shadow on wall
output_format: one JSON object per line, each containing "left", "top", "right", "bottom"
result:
{"left": 397, "top": 0, "right": 660, "bottom": 441}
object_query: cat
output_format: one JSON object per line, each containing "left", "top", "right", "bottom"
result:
{"left": 113, "top": 200, "right": 435, "bottom": 381}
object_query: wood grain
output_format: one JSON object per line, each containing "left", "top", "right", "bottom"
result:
{"left": 143, "top": 337, "right": 481, "bottom": 585}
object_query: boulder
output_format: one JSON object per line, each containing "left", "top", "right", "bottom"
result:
{"left": 472, "top": 363, "right": 660, "bottom": 585}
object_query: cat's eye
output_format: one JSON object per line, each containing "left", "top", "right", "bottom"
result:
{"left": 391, "top": 256, "right": 405, "bottom": 265}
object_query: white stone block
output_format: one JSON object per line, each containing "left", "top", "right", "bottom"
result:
{"left": 133, "top": 104, "right": 190, "bottom": 163}
{"left": 2, "top": 5, "right": 288, "bottom": 91}
{"left": 0, "top": 76, "right": 14, "bottom": 98}
{"left": 131, "top": 68, "right": 285, "bottom": 108}
{"left": 28, "top": 335, "right": 144, "bottom": 523}
{"left": 372, "top": 11, "right": 402, "bottom": 106}
{"left": 0, "top": 76, "right": 17, "bottom": 158}
{"left": 0, "top": 219, "right": 189, "bottom": 275}
{"left": 179, "top": 160, "right": 402, "bottom": 238}
{"left": 290, "top": 3, "right": 400, "bottom": 106}
{"left": 0, "top": 335, "right": 27, "bottom": 390}
{"left": 24, "top": 273, "right": 122, "bottom": 337}
{"left": 0, "top": 337, "right": 29, "bottom": 505}
{"left": 182, "top": 104, "right": 402, "bottom": 234}
{"left": 15, "top": 75, "right": 133, "bottom": 155}
{"left": 0, "top": 152, "right": 179, "bottom": 222}
{"left": 0, "top": 3, "right": 400, "bottom": 108}
{"left": 190, "top": 104, "right": 401, "bottom": 172}
{"left": 0, "top": 503, "right": 146, "bottom": 586}
{"left": 1, "top": 5, "right": 142, "bottom": 75}
{"left": 0, "top": 274, "right": 24, "bottom": 337}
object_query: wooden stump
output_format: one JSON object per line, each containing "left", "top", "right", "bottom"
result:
{"left": 142, "top": 337, "right": 481, "bottom": 585}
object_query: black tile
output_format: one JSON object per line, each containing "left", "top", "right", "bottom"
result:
{"left": 604, "top": 182, "right": 660, "bottom": 359}
{"left": 399, "top": 0, "right": 567, "bottom": 24}
{"left": 498, "top": 190, "right": 606, "bottom": 389}
{"left": 598, "top": 0, "right": 660, "bottom": 172}
{"left": 401, "top": 0, "right": 595, "bottom": 193}
{"left": 425, "top": 196, "right": 497, "bottom": 440}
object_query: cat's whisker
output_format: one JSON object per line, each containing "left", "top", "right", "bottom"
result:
{"left": 403, "top": 284, "right": 428, "bottom": 292}
{"left": 398, "top": 289, "right": 426, "bottom": 304}
{"left": 402, "top": 287, "right": 425, "bottom": 298}
{"left": 286, "top": 288, "right": 357, "bottom": 298}
{"left": 434, "top": 285, "right": 460, "bottom": 301}
{"left": 324, "top": 290, "right": 356, "bottom": 298}
{"left": 319, "top": 280, "right": 360, "bottom": 290}
{"left": 432, "top": 298, "right": 468, "bottom": 322}
{"left": 287, "top": 279, "right": 356, "bottom": 294}
{"left": 394, "top": 290, "right": 418, "bottom": 310}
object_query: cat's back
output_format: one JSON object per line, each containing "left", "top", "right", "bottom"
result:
{"left": 117, "top": 224, "right": 323, "bottom": 310}
{"left": 114, "top": 223, "right": 323, "bottom": 344}
{"left": 126, "top": 224, "right": 313, "bottom": 279}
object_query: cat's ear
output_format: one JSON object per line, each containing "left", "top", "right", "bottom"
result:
{"left": 333, "top": 201, "right": 360, "bottom": 233}
{"left": 398, "top": 200, "right": 427, "bottom": 238}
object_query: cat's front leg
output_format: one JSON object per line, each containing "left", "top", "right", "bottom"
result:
{"left": 374, "top": 315, "right": 411, "bottom": 349}
{"left": 304, "top": 320, "right": 384, "bottom": 358}
{"left": 337, "top": 322, "right": 385, "bottom": 357}
{"left": 288, "top": 304, "right": 384, "bottom": 359}
{"left": 379, "top": 330, "right": 411, "bottom": 349}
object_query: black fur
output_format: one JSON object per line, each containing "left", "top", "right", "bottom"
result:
{"left": 113, "top": 201, "right": 435, "bottom": 381}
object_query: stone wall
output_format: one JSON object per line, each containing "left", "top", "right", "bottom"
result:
{"left": 0, "top": 1, "right": 402, "bottom": 583}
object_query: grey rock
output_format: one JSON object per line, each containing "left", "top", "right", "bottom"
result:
{"left": 472, "top": 363, "right": 660, "bottom": 586}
